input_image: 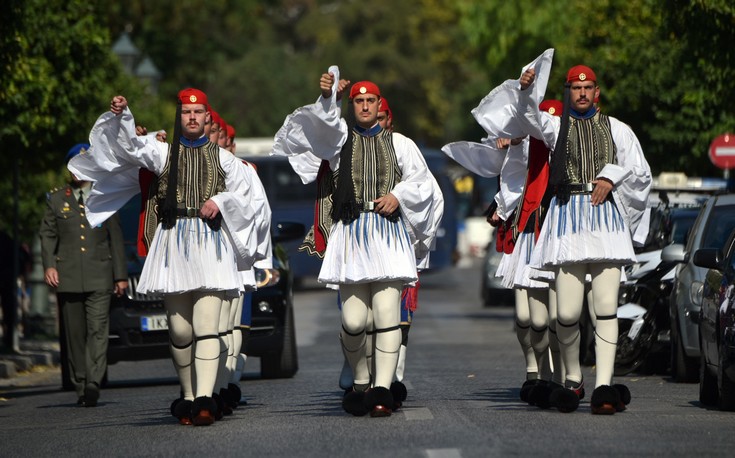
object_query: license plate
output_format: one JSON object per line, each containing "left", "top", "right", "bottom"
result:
{"left": 141, "top": 315, "right": 168, "bottom": 331}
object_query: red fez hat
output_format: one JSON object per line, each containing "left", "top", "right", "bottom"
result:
{"left": 210, "top": 110, "right": 222, "bottom": 126}
{"left": 178, "top": 88, "right": 208, "bottom": 106}
{"left": 379, "top": 97, "right": 393, "bottom": 119}
{"left": 539, "top": 99, "right": 563, "bottom": 117}
{"left": 219, "top": 118, "right": 228, "bottom": 133}
{"left": 349, "top": 81, "right": 381, "bottom": 99}
{"left": 566, "top": 65, "right": 596, "bottom": 83}
{"left": 226, "top": 124, "right": 235, "bottom": 139}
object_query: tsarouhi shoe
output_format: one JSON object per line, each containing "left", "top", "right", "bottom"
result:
{"left": 364, "top": 387, "right": 394, "bottom": 418}
{"left": 192, "top": 396, "right": 217, "bottom": 426}
{"left": 591, "top": 385, "right": 621, "bottom": 415}
{"left": 612, "top": 384, "right": 631, "bottom": 412}
{"left": 342, "top": 388, "right": 369, "bottom": 416}
{"left": 227, "top": 383, "right": 242, "bottom": 409}
{"left": 389, "top": 381, "right": 408, "bottom": 410}
{"left": 173, "top": 399, "right": 193, "bottom": 426}
{"left": 550, "top": 379, "right": 584, "bottom": 413}
{"left": 528, "top": 381, "right": 554, "bottom": 409}
{"left": 520, "top": 379, "right": 539, "bottom": 404}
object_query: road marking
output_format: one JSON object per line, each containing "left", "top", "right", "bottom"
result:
{"left": 403, "top": 407, "right": 434, "bottom": 420}
{"left": 425, "top": 449, "right": 462, "bottom": 458}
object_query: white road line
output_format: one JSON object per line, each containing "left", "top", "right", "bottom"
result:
{"left": 403, "top": 407, "right": 434, "bottom": 420}
{"left": 425, "top": 448, "right": 463, "bottom": 458}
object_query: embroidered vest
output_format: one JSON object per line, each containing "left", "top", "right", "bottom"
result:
{"left": 141, "top": 142, "right": 226, "bottom": 252}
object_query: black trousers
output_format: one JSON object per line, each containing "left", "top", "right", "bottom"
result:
{"left": 58, "top": 290, "right": 111, "bottom": 396}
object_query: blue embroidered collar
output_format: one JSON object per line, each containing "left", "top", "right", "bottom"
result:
{"left": 355, "top": 124, "right": 382, "bottom": 137}
{"left": 570, "top": 108, "right": 597, "bottom": 120}
{"left": 180, "top": 136, "right": 209, "bottom": 148}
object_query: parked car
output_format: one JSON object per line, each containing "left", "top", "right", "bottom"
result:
{"left": 692, "top": 228, "right": 735, "bottom": 410}
{"left": 60, "top": 194, "right": 304, "bottom": 390}
{"left": 663, "top": 193, "right": 735, "bottom": 382}
{"left": 480, "top": 238, "right": 514, "bottom": 307}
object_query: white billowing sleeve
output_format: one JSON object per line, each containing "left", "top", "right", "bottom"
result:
{"left": 272, "top": 65, "right": 347, "bottom": 163}
{"left": 597, "top": 119, "right": 652, "bottom": 247}
{"left": 68, "top": 106, "right": 168, "bottom": 227}
{"left": 390, "top": 133, "right": 444, "bottom": 264}
{"left": 288, "top": 153, "right": 322, "bottom": 184}
{"left": 242, "top": 160, "right": 273, "bottom": 269}
{"left": 440, "top": 141, "right": 507, "bottom": 178}
{"left": 471, "top": 49, "right": 555, "bottom": 140}
{"left": 210, "top": 151, "right": 271, "bottom": 271}
{"left": 495, "top": 139, "right": 529, "bottom": 220}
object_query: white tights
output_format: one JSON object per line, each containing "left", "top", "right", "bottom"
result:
{"left": 555, "top": 263, "right": 620, "bottom": 388}
{"left": 340, "top": 281, "right": 402, "bottom": 389}
{"left": 166, "top": 291, "right": 224, "bottom": 400}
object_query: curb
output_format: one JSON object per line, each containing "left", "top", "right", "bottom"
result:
{"left": 0, "top": 340, "right": 60, "bottom": 379}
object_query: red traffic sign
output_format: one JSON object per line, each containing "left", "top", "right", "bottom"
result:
{"left": 709, "top": 133, "right": 735, "bottom": 170}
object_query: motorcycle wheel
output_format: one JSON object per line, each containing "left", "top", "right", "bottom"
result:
{"left": 614, "top": 317, "right": 654, "bottom": 376}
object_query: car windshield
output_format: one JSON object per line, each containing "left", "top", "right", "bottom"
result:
{"left": 669, "top": 212, "right": 698, "bottom": 245}
{"left": 701, "top": 204, "right": 735, "bottom": 249}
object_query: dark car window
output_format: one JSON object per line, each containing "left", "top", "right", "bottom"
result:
{"left": 272, "top": 162, "right": 314, "bottom": 204}
{"left": 246, "top": 158, "right": 314, "bottom": 206}
{"left": 701, "top": 204, "right": 735, "bottom": 250}
{"left": 669, "top": 212, "right": 698, "bottom": 245}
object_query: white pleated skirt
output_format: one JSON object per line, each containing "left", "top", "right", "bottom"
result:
{"left": 319, "top": 212, "right": 417, "bottom": 285}
{"left": 138, "top": 218, "right": 242, "bottom": 295}
{"left": 530, "top": 194, "right": 636, "bottom": 270}
{"left": 506, "top": 231, "right": 554, "bottom": 289}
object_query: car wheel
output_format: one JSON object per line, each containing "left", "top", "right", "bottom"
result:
{"left": 671, "top": 313, "right": 699, "bottom": 383}
{"left": 717, "top": 341, "right": 735, "bottom": 411}
{"left": 260, "top": 305, "right": 298, "bottom": 379}
{"left": 699, "top": 339, "right": 718, "bottom": 406}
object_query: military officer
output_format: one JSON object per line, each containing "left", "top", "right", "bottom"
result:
{"left": 40, "top": 143, "right": 128, "bottom": 407}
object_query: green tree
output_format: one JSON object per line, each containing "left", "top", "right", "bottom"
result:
{"left": 0, "top": 0, "right": 155, "bottom": 241}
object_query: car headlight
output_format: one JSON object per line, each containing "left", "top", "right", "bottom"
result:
{"left": 255, "top": 268, "right": 281, "bottom": 288}
{"left": 690, "top": 281, "right": 704, "bottom": 307}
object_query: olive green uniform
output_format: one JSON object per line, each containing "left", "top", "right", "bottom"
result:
{"left": 39, "top": 185, "right": 127, "bottom": 398}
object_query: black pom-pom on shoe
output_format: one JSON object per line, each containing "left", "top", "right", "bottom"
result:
{"left": 528, "top": 381, "right": 553, "bottom": 409}
{"left": 212, "top": 392, "right": 228, "bottom": 418}
{"left": 520, "top": 379, "right": 539, "bottom": 403}
{"left": 173, "top": 399, "right": 193, "bottom": 425}
{"left": 227, "top": 383, "right": 242, "bottom": 409}
{"left": 364, "top": 386, "right": 394, "bottom": 418}
{"left": 192, "top": 396, "right": 217, "bottom": 426}
{"left": 612, "top": 384, "right": 631, "bottom": 411}
{"left": 590, "top": 385, "right": 621, "bottom": 415}
{"left": 170, "top": 397, "right": 184, "bottom": 417}
{"left": 389, "top": 381, "right": 408, "bottom": 410}
{"left": 550, "top": 386, "right": 581, "bottom": 413}
{"left": 342, "top": 389, "right": 369, "bottom": 416}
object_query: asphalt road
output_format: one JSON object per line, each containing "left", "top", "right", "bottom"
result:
{"left": 2, "top": 261, "right": 735, "bottom": 457}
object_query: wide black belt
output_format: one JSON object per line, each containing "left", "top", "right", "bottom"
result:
{"left": 555, "top": 183, "right": 594, "bottom": 195}
{"left": 174, "top": 206, "right": 199, "bottom": 217}
{"left": 163, "top": 206, "right": 222, "bottom": 230}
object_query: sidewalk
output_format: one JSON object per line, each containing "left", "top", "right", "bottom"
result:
{"left": 0, "top": 339, "right": 60, "bottom": 380}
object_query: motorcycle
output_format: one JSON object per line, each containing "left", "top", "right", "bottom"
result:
{"left": 614, "top": 256, "right": 677, "bottom": 376}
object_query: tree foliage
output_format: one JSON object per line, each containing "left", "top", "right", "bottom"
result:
{"left": 0, "top": 1, "right": 141, "bottom": 240}
{"left": 2, "top": 0, "right": 733, "bottom": 243}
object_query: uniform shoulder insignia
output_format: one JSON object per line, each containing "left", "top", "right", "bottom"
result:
{"left": 46, "top": 186, "right": 68, "bottom": 200}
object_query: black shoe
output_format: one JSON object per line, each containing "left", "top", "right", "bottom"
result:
{"left": 77, "top": 396, "right": 86, "bottom": 407}
{"left": 84, "top": 383, "right": 100, "bottom": 407}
